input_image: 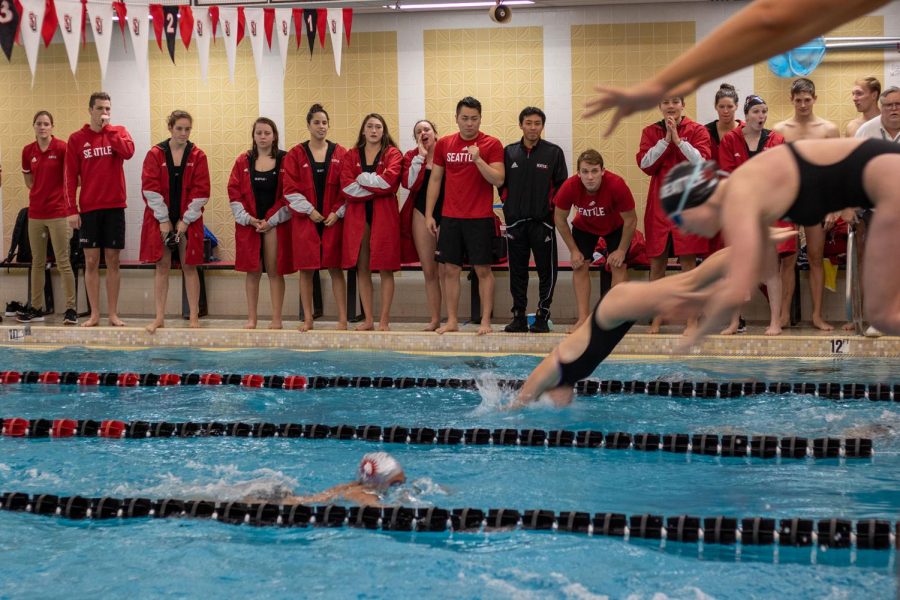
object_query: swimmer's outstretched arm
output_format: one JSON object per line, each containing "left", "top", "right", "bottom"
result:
{"left": 262, "top": 483, "right": 386, "bottom": 508}
{"left": 584, "top": 0, "right": 889, "bottom": 132}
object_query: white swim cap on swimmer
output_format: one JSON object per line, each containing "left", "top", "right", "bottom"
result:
{"left": 357, "top": 452, "right": 405, "bottom": 489}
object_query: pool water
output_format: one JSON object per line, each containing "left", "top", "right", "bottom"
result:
{"left": 0, "top": 347, "right": 898, "bottom": 598}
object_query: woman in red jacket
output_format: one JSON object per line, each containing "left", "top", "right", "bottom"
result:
{"left": 340, "top": 113, "right": 403, "bottom": 331}
{"left": 400, "top": 119, "right": 444, "bottom": 331}
{"left": 636, "top": 96, "right": 712, "bottom": 333}
{"left": 140, "top": 110, "right": 211, "bottom": 333}
{"left": 719, "top": 94, "right": 793, "bottom": 335}
{"left": 228, "top": 117, "right": 293, "bottom": 329}
{"left": 284, "top": 104, "right": 349, "bottom": 331}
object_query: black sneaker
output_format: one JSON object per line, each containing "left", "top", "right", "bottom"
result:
{"left": 16, "top": 306, "right": 45, "bottom": 323}
{"left": 736, "top": 316, "right": 747, "bottom": 334}
{"left": 530, "top": 316, "right": 551, "bottom": 333}
{"left": 63, "top": 309, "right": 78, "bottom": 325}
{"left": 504, "top": 315, "right": 529, "bottom": 333}
{"left": 5, "top": 300, "right": 25, "bottom": 317}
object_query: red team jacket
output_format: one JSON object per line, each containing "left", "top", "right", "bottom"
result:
{"left": 139, "top": 143, "right": 211, "bottom": 265}
{"left": 718, "top": 125, "right": 796, "bottom": 255}
{"left": 636, "top": 116, "right": 711, "bottom": 258}
{"left": 22, "top": 137, "right": 67, "bottom": 220}
{"left": 399, "top": 148, "right": 430, "bottom": 264}
{"left": 339, "top": 146, "right": 403, "bottom": 271}
{"left": 64, "top": 124, "right": 135, "bottom": 215}
{"left": 227, "top": 152, "right": 294, "bottom": 274}
{"left": 282, "top": 141, "right": 348, "bottom": 271}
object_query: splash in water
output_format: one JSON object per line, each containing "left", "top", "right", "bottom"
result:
{"left": 110, "top": 464, "right": 299, "bottom": 502}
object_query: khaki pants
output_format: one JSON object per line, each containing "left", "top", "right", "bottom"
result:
{"left": 28, "top": 217, "right": 76, "bottom": 311}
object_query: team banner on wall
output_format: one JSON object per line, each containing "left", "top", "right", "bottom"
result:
{"left": 126, "top": 3, "right": 149, "bottom": 85}
{"left": 244, "top": 7, "right": 264, "bottom": 80}
{"left": 0, "top": 0, "right": 21, "bottom": 61}
{"left": 19, "top": 0, "right": 45, "bottom": 80}
{"left": 218, "top": 7, "right": 241, "bottom": 83}
{"left": 54, "top": 0, "right": 82, "bottom": 75}
{"left": 42, "top": 0, "right": 58, "bottom": 48}
{"left": 162, "top": 5, "right": 179, "bottom": 63}
{"left": 327, "top": 8, "right": 342, "bottom": 77}
{"left": 343, "top": 7, "right": 352, "bottom": 46}
{"left": 274, "top": 8, "right": 290, "bottom": 76}
{"left": 178, "top": 5, "right": 193, "bottom": 49}
{"left": 302, "top": 8, "right": 315, "bottom": 56}
{"left": 194, "top": 6, "right": 213, "bottom": 82}
{"left": 112, "top": 2, "right": 126, "bottom": 50}
{"left": 87, "top": 1, "right": 114, "bottom": 83}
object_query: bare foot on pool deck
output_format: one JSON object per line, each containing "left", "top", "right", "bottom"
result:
{"left": 145, "top": 318, "right": 165, "bottom": 334}
{"left": 765, "top": 324, "right": 782, "bottom": 336}
{"left": 243, "top": 321, "right": 257, "bottom": 330}
{"left": 269, "top": 321, "right": 283, "bottom": 330}
{"left": 841, "top": 321, "right": 855, "bottom": 332}
{"left": 189, "top": 318, "right": 201, "bottom": 329}
{"left": 477, "top": 322, "right": 492, "bottom": 336}
{"left": 647, "top": 316, "right": 662, "bottom": 334}
{"left": 298, "top": 319, "right": 314, "bottom": 333}
{"left": 81, "top": 314, "right": 101, "bottom": 328}
{"left": 355, "top": 321, "right": 374, "bottom": 331}
{"left": 335, "top": 321, "right": 348, "bottom": 331}
{"left": 436, "top": 321, "right": 459, "bottom": 335}
{"left": 378, "top": 322, "right": 391, "bottom": 331}
{"left": 109, "top": 315, "right": 126, "bottom": 327}
{"left": 422, "top": 321, "right": 440, "bottom": 332}
{"left": 812, "top": 317, "right": 834, "bottom": 331}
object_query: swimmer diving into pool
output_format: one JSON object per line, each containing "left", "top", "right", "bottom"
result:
{"left": 246, "top": 452, "right": 406, "bottom": 508}
{"left": 514, "top": 231, "right": 795, "bottom": 408}
{"left": 662, "top": 138, "right": 900, "bottom": 348}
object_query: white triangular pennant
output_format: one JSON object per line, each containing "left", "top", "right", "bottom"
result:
{"left": 126, "top": 4, "right": 149, "bottom": 87}
{"left": 86, "top": 1, "right": 114, "bottom": 83}
{"left": 274, "top": 8, "right": 291, "bottom": 77}
{"left": 327, "top": 8, "right": 342, "bottom": 76}
{"left": 219, "top": 7, "right": 239, "bottom": 83}
{"left": 194, "top": 8, "right": 213, "bottom": 83}
{"left": 244, "top": 8, "right": 264, "bottom": 80}
{"left": 19, "top": 0, "right": 45, "bottom": 83}
{"left": 55, "top": 0, "right": 83, "bottom": 77}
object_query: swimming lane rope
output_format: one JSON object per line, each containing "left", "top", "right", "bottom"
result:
{"left": 0, "top": 418, "right": 873, "bottom": 459}
{"left": 0, "top": 370, "right": 897, "bottom": 400}
{"left": 1, "top": 491, "right": 895, "bottom": 552}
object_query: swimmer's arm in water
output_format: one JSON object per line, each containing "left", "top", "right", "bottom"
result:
{"left": 584, "top": 0, "right": 889, "bottom": 132}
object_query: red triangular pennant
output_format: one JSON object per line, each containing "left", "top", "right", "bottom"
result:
{"left": 112, "top": 1, "right": 126, "bottom": 48}
{"left": 236, "top": 6, "right": 244, "bottom": 46}
{"left": 41, "top": 0, "right": 58, "bottom": 47}
{"left": 208, "top": 6, "right": 218, "bottom": 43}
{"left": 148, "top": 3, "right": 163, "bottom": 50}
{"left": 292, "top": 8, "right": 302, "bottom": 50}
{"left": 316, "top": 8, "right": 326, "bottom": 48}
{"left": 178, "top": 5, "right": 193, "bottom": 49}
{"left": 263, "top": 7, "right": 273, "bottom": 50}
{"left": 342, "top": 8, "right": 352, "bottom": 46}
{"left": 79, "top": 0, "right": 86, "bottom": 47}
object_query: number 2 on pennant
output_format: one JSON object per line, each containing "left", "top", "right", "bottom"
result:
{"left": 165, "top": 12, "right": 175, "bottom": 34}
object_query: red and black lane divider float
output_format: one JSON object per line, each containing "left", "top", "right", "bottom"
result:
{"left": 0, "top": 418, "right": 873, "bottom": 459}
{"left": 0, "top": 491, "right": 895, "bottom": 551}
{"left": 1, "top": 370, "right": 897, "bottom": 400}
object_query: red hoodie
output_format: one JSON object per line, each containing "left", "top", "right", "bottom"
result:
{"left": 64, "top": 124, "right": 135, "bottom": 215}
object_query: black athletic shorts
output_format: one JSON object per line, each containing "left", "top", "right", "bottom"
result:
{"left": 572, "top": 225, "right": 623, "bottom": 264}
{"left": 436, "top": 216, "right": 495, "bottom": 266}
{"left": 79, "top": 207, "right": 126, "bottom": 249}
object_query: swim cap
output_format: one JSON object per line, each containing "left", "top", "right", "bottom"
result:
{"left": 660, "top": 160, "right": 723, "bottom": 219}
{"left": 744, "top": 95, "right": 766, "bottom": 115}
{"left": 357, "top": 452, "right": 404, "bottom": 489}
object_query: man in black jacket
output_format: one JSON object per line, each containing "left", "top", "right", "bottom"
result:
{"left": 500, "top": 107, "right": 568, "bottom": 332}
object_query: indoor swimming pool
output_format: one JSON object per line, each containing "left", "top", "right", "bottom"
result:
{"left": 0, "top": 347, "right": 898, "bottom": 598}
